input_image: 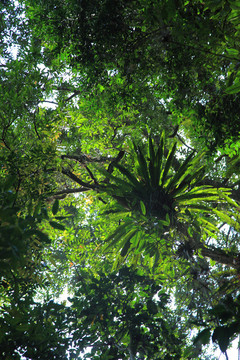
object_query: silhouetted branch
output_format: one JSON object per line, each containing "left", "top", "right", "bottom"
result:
{"left": 61, "top": 154, "right": 112, "bottom": 163}
{"left": 85, "top": 165, "right": 99, "bottom": 185}
{"left": 62, "top": 168, "right": 97, "bottom": 190}
{"left": 107, "top": 150, "right": 125, "bottom": 174}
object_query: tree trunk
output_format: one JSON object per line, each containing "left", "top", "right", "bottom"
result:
{"left": 200, "top": 246, "right": 238, "bottom": 269}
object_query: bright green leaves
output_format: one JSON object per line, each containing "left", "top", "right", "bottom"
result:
{"left": 2, "top": 1, "right": 240, "bottom": 358}
{"left": 140, "top": 200, "right": 146, "bottom": 215}
{"left": 0, "top": 176, "right": 53, "bottom": 327}
{"left": 104, "top": 218, "right": 142, "bottom": 263}
{"left": 226, "top": 78, "right": 240, "bottom": 95}
{"left": 97, "top": 135, "right": 239, "bottom": 268}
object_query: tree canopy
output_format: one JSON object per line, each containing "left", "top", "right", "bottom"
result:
{"left": 1, "top": 0, "right": 240, "bottom": 359}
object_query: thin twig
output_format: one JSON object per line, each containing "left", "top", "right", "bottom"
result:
{"left": 0, "top": 137, "right": 11, "bottom": 150}
{"left": 40, "top": 100, "right": 58, "bottom": 105}
{"left": 176, "top": 133, "right": 196, "bottom": 152}
{"left": 224, "top": 351, "right": 229, "bottom": 360}
{"left": 33, "top": 106, "right": 41, "bottom": 140}
{"left": 63, "top": 91, "right": 81, "bottom": 103}
{"left": 12, "top": 174, "right": 21, "bottom": 207}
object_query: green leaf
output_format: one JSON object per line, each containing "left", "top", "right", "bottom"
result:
{"left": 114, "top": 163, "right": 142, "bottom": 190}
{"left": 198, "top": 217, "right": 219, "bottom": 234}
{"left": 135, "top": 145, "right": 151, "bottom": 186}
{"left": 148, "top": 137, "right": 155, "bottom": 163}
{"left": 104, "top": 223, "right": 130, "bottom": 250}
{"left": 160, "top": 142, "right": 177, "bottom": 186}
{"left": 175, "top": 187, "right": 221, "bottom": 202}
{"left": 166, "top": 151, "right": 195, "bottom": 192}
{"left": 226, "top": 82, "right": 240, "bottom": 94}
{"left": 140, "top": 200, "right": 146, "bottom": 215}
{"left": 173, "top": 165, "right": 206, "bottom": 196}
{"left": 212, "top": 326, "right": 230, "bottom": 353}
{"left": 194, "top": 328, "right": 211, "bottom": 345}
{"left": 120, "top": 238, "right": 131, "bottom": 257}
{"left": 33, "top": 201, "right": 42, "bottom": 217}
{"left": 147, "top": 135, "right": 165, "bottom": 188}
{"left": 41, "top": 207, "right": 49, "bottom": 220}
{"left": 31, "top": 229, "right": 50, "bottom": 243}
{"left": 186, "top": 204, "right": 212, "bottom": 212}
{"left": 52, "top": 199, "right": 59, "bottom": 215}
{"left": 118, "top": 228, "right": 139, "bottom": 252}
{"left": 217, "top": 190, "right": 239, "bottom": 208}
{"left": 148, "top": 138, "right": 158, "bottom": 187}
{"left": 155, "top": 134, "right": 165, "bottom": 185}
{"left": 226, "top": 48, "right": 239, "bottom": 56}
{"left": 213, "top": 209, "right": 240, "bottom": 230}
{"left": 229, "top": 1, "right": 240, "bottom": 10}
{"left": 49, "top": 221, "right": 65, "bottom": 230}
{"left": 98, "top": 167, "right": 134, "bottom": 192}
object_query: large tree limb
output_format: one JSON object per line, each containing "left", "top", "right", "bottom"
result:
{"left": 62, "top": 151, "right": 125, "bottom": 184}
{"left": 200, "top": 246, "right": 238, "bottom": 268}
{"left": 46, "top": 187, "right": 90, "bottom": 201}
{"left": 62, "top": 168, "right": 97, "bottom": 190}
{"left": 53, "top": 187, "right": 89, "bottom": 195}
{"left": 176, "top": 222, "right": 239, "bottom": 269}
{"left": 61, "top": 154, "right": 115, "bottom": 163}
{"left": 61, "top": 151, "right": 125, "bottom": 166}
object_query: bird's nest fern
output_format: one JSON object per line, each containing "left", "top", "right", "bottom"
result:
{"left": 98, "top": 134, "right": 238, "bottom": 266}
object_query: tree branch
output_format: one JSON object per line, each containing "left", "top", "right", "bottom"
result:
{"left": 54, "top": 187, "right": 89, "bottom": 195}
{"left": 62, "top": 168, "right": 97, "bottom": 190}
{"left": 61, "top": 154, "right": 113, "bottom": 164}
{"left": 200, "top": 246, "right": 238, "bottom": 269}
{"left": 137, "top": 26, "right": 240, "bottom": 62}
{"left": 177, "top": 222, "right": 239, "bottom": 269}
{"left": 85, "top": 165, "right": 99, "bottom": 185}
{"left": 33, "top": 106, "right": 41, "bottom": 140}
{"left": 107, "top": 150, "right": 125, "bottom": 174}
{"left": 46, "top": 187, "right": 90, "bottom": 201}
{"left": 63, "top": 91, "right": 81, "bottom": 103}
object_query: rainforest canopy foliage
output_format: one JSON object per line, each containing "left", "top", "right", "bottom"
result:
{"left": 1, "top": 0, "right": 240, "bottom": 359}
